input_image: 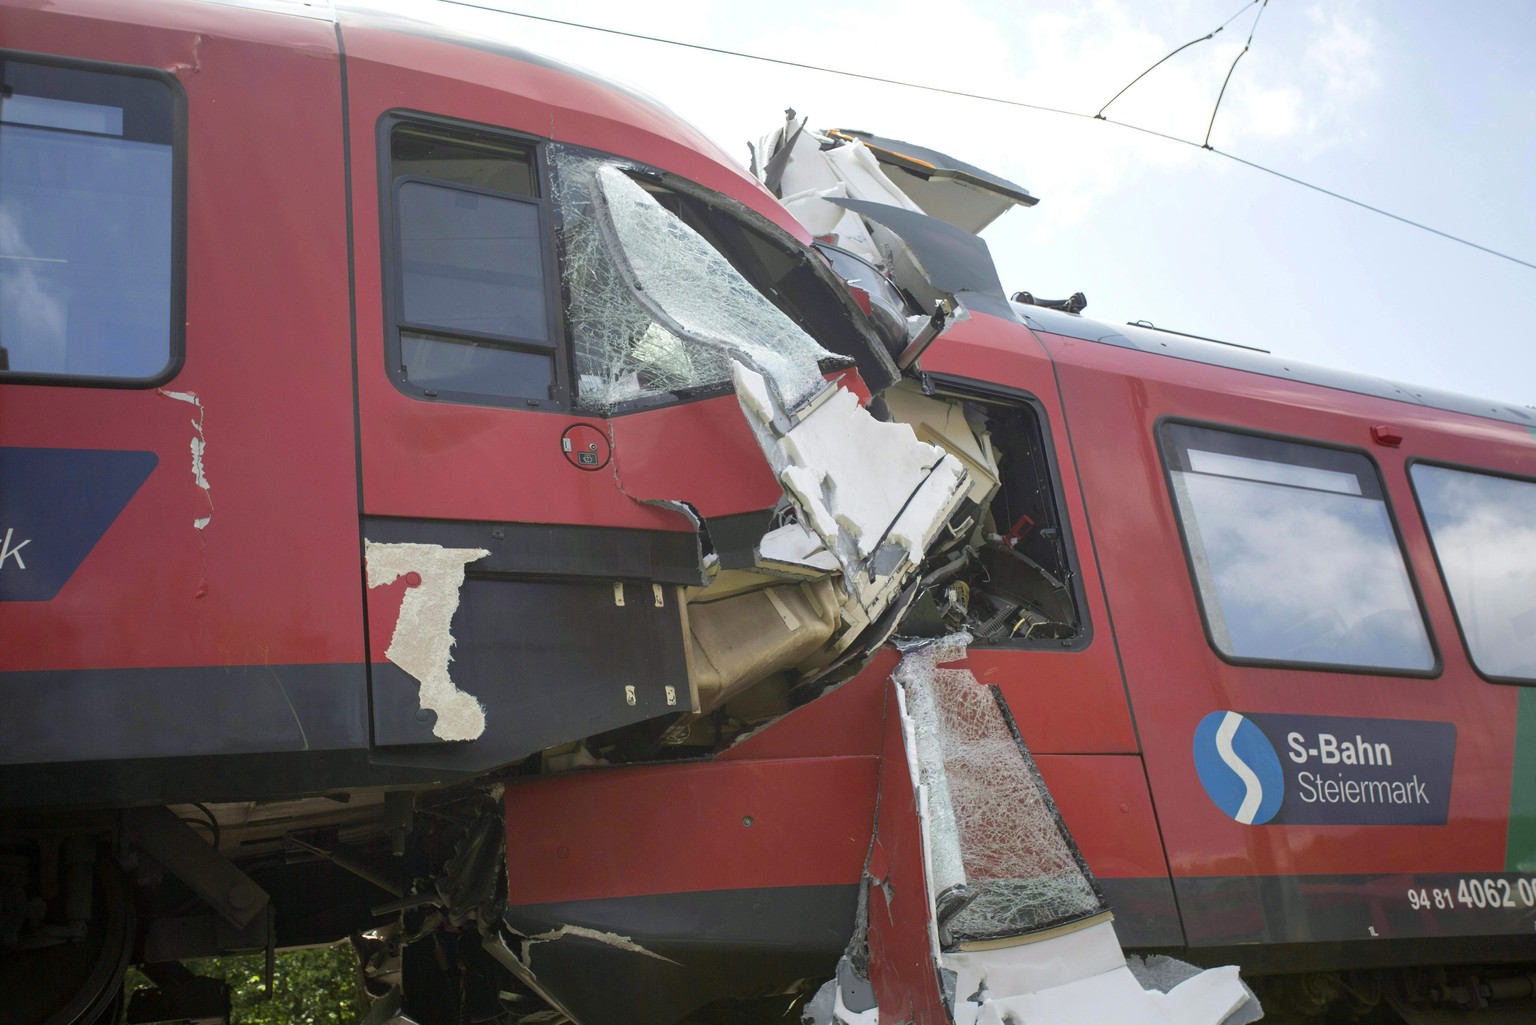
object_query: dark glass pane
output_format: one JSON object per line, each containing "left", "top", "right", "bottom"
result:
{"left": 402, "top": 331, "right": 551, "bottom": 401}
{"left": 398, "top": 181, "right": 546, "bottom": 341}
{"left": 0, "top": 63, "right": 173, "bottom": 379}
{"left": 391, "top": 125, "right": 535, "bottom": 196}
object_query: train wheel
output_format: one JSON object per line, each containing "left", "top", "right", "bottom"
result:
{"left": 0, "top": 851, "right": 135, "bottom": 1025}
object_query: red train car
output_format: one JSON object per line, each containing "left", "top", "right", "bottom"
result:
{"left": 1, "top": 2, "right": 1533, "bottom": 1023}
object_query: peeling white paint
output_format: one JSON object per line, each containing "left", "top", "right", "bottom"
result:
{"left": 520, "top": 924, "right": 679, "bottom": 968}
{"left": 365, "top": 541, "right": 490, "bottom": 742}
{"left": 160, "top": 388, "right": 213, "bottom": 530}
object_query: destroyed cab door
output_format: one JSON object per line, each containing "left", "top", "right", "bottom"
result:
{"left": 340, "top": 17, "right": 888, "bottom": 773}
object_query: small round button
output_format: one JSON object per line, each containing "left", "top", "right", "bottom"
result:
{"left": 561, "top": 423, "right": 611, "bottom": 471}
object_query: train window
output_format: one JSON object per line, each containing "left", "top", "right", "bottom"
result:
{"left": 385, "top": 122, "right": 558, "bottom": 404}
{"left": 0, "top": 56, "right": 179, "bottom": 384}
{"left": 1161, "top": 423, "right": 1435, "bottom": 672}
{"left": 1411, "top": 464, "right": 1536, "bottom": 681}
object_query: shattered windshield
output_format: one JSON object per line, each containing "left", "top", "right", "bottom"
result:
{"left": 550, "top": 147, "right": 880, "bottom": 413}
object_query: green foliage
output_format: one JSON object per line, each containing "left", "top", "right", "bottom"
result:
{"left": 124, "top": 945, "right": 360, "bottom": 1025}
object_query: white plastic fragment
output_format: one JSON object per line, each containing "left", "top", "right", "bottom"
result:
{"left": 755, "top": 522, "right": 839, "bottom": 576}
{"left": 957, "top": 948, "right": 1255, "bottom": 1025}
{"left": 364, "top": 541, "right": 490, "bottom": 742}
{"left": 734, "top": 365, "right": 970, "bottom": 618}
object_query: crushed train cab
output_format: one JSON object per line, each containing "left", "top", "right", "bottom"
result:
{"left": 1, "top": 2, "right": 1534, "bottom": 1024}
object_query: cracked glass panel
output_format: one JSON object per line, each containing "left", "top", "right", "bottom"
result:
{"left": 897, "top": 636, "right": 1104, "bottom": 944}
{"left": 550, "top": 148, "right": 834, "bottom": 411}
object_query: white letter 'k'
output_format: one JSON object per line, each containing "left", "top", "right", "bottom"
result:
{"left": 0, "top": 528, "right": 30, "bottom": 570}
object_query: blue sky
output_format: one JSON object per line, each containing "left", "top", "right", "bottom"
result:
{"left": 409, "top": 0, "right": 1536, "bottom": 409}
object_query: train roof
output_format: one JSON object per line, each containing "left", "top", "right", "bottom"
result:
{"left": 1014, "top": 301, "right": 1536, "bottom": 430}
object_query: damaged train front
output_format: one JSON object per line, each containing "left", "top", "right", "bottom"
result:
{"left": 360, "top": 126, "right": 1002, "bottom": 1025}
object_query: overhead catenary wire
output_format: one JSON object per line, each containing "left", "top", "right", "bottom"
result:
{"left": 1096, "top": 0, "right": 1260, "bottom": 118}
{"left": 1203, "top": 0, "right": 1270, "bottom": 149}
{"left": 435, "top": 0, "right": 1536, "bottom": 274}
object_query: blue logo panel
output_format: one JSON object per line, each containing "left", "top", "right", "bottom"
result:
{"left": 1194, "top": 710, "right": 1457, "bottom": 826}
{"left": 1193, "top": 711, "right": 1285, "bottom": 825}
{"left": 0, "top": 447, "right": 158, "bottom": 602}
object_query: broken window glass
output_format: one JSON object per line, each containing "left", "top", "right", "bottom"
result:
{"left": 898, "top": 636, "right": 1105, "bottom": 945}
{"left": 1411, "top": 464, "right": 1536, "bottom": 681}
{"left": 1162, "top": 423, "right": 1434, "bottom": 672}
{"left": 552, "top": 147, "right": 877, "bottom": 412}
{"left": 549, "top": 149, "right": 733, "bottom": 410}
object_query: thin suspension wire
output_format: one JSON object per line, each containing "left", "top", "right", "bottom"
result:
{"left": 1204, "top": 0, "right": 1270, "bottom": 148}
{"left": 1210, "top": 149, "right": 1536, "bottom": 271}
{"left": 438, "top": 0, "right": 1091, "bottom": 122}
{"left": 434, "top": 0, "right": 1536, "bottom": 273}
{"left": 1096, "top": 0, "right": 1259, "bottom": 118}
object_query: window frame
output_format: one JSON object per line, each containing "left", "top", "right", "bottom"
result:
{"left": 377, "top": 110, "right": 570, "bottom": 411}
{"left": 1407, "top": 456, "right": 1536, "bottom": 687}
{"left": 0, "top": 49, "right": 186, "bottom": 389}
{"left": 1157, "top": 417, "right": 1441, "bottom": 677}
{"left": 923, "top": 372, "right": 1094, "bottom": 651}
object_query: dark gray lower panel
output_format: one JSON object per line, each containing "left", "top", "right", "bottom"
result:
{"left": 0, "top": 662, "right": 367, "bottom": 765}
{"left": 704, "top": 508, "right": 776, "bottom": 570}
{"left": 1098, "top": 876, "right": 1185, "bottom": 949}
{"left": 370, "top": 573, "right": 690, "bottom": 770}
{"left": 503, "top": 885, "right": 858, "bottom": 1025}
{"left": 1177, "top": 873, "right": 1536, "bottom": 972}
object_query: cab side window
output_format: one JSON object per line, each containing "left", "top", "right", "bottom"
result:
{"left": 0, "top": 55, "right": 181, "bottom": 384}
{"left": 383, "top": 120, "right": 561, "bottom": 406}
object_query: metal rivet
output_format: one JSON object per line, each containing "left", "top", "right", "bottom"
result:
{"left": 414, "top": 709, "right": 431, "bottom": 723}
{"left": 742, "top": 816, "right": 754, "bottom": 827}
{"left": 556, "top": 845, "right": 570, "bottom": 860}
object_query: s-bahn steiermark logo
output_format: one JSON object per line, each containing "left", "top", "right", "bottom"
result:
{"left": 1193, "top": 711, "right": 1457, "bottom": 827}
{"left": 1193, "top": 712, "right": 1285, "bottom": 825}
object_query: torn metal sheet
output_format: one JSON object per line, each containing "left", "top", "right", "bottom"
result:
{"left": 364, "top": 541, "right": 490, "bottom": 742}
{"left": 827, "top": 198, "right": 1014, "bottom": 321}
{"left": 518, "top": 924, "right": 680, "bottom": 968}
